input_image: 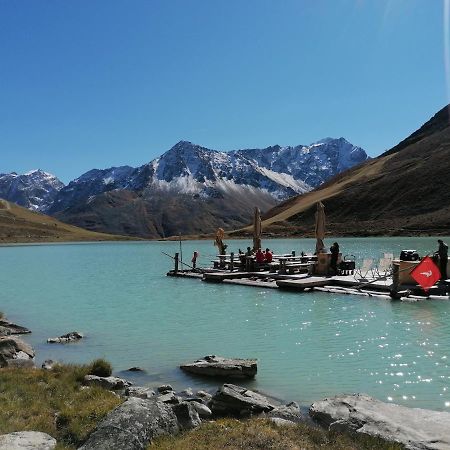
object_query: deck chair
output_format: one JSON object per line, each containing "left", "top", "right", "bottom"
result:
{"left": 354, "top": 258, "right": 374, "bottom": 280}
{"left": 374, "top": 257, "right": 393, "bottom": 278}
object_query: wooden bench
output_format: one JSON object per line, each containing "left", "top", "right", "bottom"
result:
{"left": 284, "top": 262, "right": 313, "bottom": 274}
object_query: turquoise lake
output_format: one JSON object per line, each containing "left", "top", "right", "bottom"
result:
{"left": 1, "top": 237, "right": 450, "bottom": 411}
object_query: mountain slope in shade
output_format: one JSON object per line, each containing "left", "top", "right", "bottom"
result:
{"left": 0, "top": 199, "right": 131, "bottom": 243}
{"left": 0, "top": 169, "right": 64, "bottom": 211}
{"left": 47, "top": 138, "right": 368, "bottom": 238}
{"left": 252, "top": 105, "right": 450, "bottom": 237}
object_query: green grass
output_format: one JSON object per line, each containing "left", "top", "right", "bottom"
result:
{"left": 150, "top": 418, "right": 404, "bottom": 450}
{"left": 0, "top": 363, "right": 122, "bottom": 449}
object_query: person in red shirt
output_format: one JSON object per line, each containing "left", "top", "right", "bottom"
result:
{"left": 255, "top": 248, "right": 265, "bottom": 264}
{"left": 264, "top": 248, "right": 273, "bottom": 263}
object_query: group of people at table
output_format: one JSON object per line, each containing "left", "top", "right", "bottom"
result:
{"left": 239, "top": 247, "right": 273, "bottom": 264}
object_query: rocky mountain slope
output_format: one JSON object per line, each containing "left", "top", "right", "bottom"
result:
{"left": 253, "top": 105, "right": 450, "bottom": 237}
{"left": 0, "top": 170, "right": 64, "bottom": 211}
{"left": 0, "top": 199, "right": 131, "bottom": 244}
{"left": 46, "top": 138, "right": 368, "bottom": 238}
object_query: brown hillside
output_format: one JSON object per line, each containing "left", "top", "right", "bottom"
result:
{"left": 249, "top": 105, "right": 450, "bottom": 237}
{"left": 0, "top": 199, "right": 132, "bottom": 243}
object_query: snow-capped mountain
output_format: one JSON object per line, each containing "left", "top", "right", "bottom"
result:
{"left": 48, "top": 138, "right": 368, "bottom": 215}
{"left": 0, "top": 169, "right": 64, "bottom": 211}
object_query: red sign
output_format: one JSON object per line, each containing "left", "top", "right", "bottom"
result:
{"left": 410, "top": 256, "right": 441, "bottom": 293}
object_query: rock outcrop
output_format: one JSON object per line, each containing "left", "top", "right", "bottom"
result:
{"left": 47, "top": 331, "right": 83, "bottom": 344}
{"left": 0, "top": 319, "right": 31, "bottom": 336}
{"left": 180, "top": 355, "right": 257, "bottom": 379}
{"left": 83, "top": 375, "right": 132, "bottom": 391}
{"left": 0, "top": 336, "right": 35, "bottom": 368}
{"left": 0, "top": 431, "right": 56, "bottom": 450}
{"left": 310, "top": 393, "right": 450, "bottom": 450}
{"left": 78, "top": 398, "right": 180, "bottom": 450}
{"left": 210, "top": 383, "right": 276, "bottom": 416}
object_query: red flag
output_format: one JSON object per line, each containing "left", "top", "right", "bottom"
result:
{"left": 410, "top": 256, "right": 441, "bottom": 293}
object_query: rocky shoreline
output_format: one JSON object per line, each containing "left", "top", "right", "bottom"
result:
{"left": 1, "top": 315, "right": 450, "bottom": 450}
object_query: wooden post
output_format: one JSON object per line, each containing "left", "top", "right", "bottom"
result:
{"left": 230, "top": 252, "right": 234, "bottom": 271}
{"left": 174, "top": 252, "right": 179, "bottom": 274}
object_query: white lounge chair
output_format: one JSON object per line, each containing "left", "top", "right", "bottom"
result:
{"left": 354, "top": 258, "right": 374, "bottom": 280}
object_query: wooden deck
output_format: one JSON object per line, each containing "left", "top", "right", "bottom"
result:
{"left": 166, "top": 268, "right": 449, "bottom": 302}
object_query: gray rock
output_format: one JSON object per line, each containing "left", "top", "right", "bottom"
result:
{"left": 0, "top": 337, "right": 35, "bottom": 368}
{"left": 127, "top": 367, "right": 144, "bottom": 372}
{"left": 180, "top": 387, "right": 194, "bottom": 396}
{"left": 125, "top": 386, "right": 156, "bottom": 399}
{"left": 196, "top": 390, "right": 213, "bottom": 403}
{"left": 190, "top": 401, "right": 212, "bottom": 418}
{"left": 310, "top": 393, "right": 450, "bottom": 450}
{"left": 42, "top": 360, "right": 57, "bottom": 371}
{"left": 47, "top": 331, "right": 83, "bottom": 344}
{"left": 269, "top": 417, "right": 297, "bottom": 427}
{"left": 180, "top": 355, "right": 257, "bottom": 379}
{"left": 267, "top": 401, "right": 304, "bottom": 423}
{"left": 83, "top": 375, "right": 132, "bottom": 390}
{"left": 0, "top": 319, "right": 31, "bottom": 336}
{"left": 78, "top": 397, "right": 179, "bottom": 450}
{"left": 172, "top": 402, "right": 202, "bottom": 431}
{"left": 0, "top": 431, "right": 56, "bottom": 449}
{"left": 157, "top": 384, "right": 173, "bottom": 393}
{"left": 210, "top": 384, "right": 276, "bottom": 416}
{"left": 157, "top": 391, "right": 180, "bottom": 404}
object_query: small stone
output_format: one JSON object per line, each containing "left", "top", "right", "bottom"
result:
{"left": 127, "top": 367, "right": 144, "bottom": 372}
{"left": 125, "top": 386, "right": 155, "bottom": 399}
{"left": 157, "top": 384, "right": 173, "bottom": 393}
{"left": 0, "top": 431, "right": 56, "bottom": 449}
{"left": 42, "top": 360, "right": 56, "bottom": 371}
{"left": 190, "top": 401, "right": 212, "bottom": 418}
{"left": 180, "top": 388, "right": 194, "bottom": 396}
{"left": 47, "top": 331, "right": 83, "bottom": 344}
{"left": 172, "top": 402, "right": 202, "bottom": 431}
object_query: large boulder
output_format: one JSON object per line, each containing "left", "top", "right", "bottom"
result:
{"left": 0, "top": 319, "right": 31, "bottom": 337}
{"left": 210, "top": 383, "right": 276, "bottom": 416}
{"left": 125, "top": 386, "right": 155, "bottom": 399}
{"left": 310, "top": 393, "right": 450, "bottom": 450}
{"left": 83, "top": 375, "right": 132, "bottom": 390}
{"left": 78, "top": 397, "right": 179, "bottom": 450}
{"left": 47, "top": 331, "right": 83, "bottom": 344}
{"left": 172, "top": 402, "right": 201, "bottom": 431}
{"left": 0, "top": 431, "right": 56, "bottom": 449}
{"left": 266, "top": 401, "right": 304, "bottom": 423}
{"left": 0, "top": 337, "right": 35, "bottom": 368}
{"left": 180, "top": 355, "right": 257, "bottom": 379}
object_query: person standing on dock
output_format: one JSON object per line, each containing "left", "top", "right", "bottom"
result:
{"left": 435, "top": 239, "right": 448, "bottom": 280}
{"left": 330, "top": 242, "right": 340, "bottom": 275}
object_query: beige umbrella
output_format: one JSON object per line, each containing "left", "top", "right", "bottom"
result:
{"left": 214, "top": 228, "right": 227, "bottom": 255}
{"left": 252, "top": 207, "right": 262, "bottom": 251}
{"left": 315, "top": 202, "right": 326, "bottom": 254}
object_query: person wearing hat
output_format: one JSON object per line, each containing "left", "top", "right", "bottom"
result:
{"left": 435, "top": 239, "right": 448, "bottom": 280}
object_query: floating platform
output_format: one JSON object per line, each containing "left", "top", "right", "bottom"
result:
{"left": 166, "top": 269, "right": 449, "bottom": 302}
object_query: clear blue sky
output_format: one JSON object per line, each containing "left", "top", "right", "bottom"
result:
{"left": 1, "top": 0, "right": 448, "bottom": 183}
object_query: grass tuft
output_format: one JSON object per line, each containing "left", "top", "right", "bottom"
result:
{"left": 87, "top": 358, "right": 112, "bottom": 377}
{"left": 0, "top": 362, "right": 122, "bottom": 449}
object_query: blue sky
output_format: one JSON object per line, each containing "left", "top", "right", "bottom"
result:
{"left": 1, "top": 0, "right": 448, "bottom": 183}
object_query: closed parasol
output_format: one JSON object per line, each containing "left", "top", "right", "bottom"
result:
{"left": 253, "top": 207, "right": 262, "bottom": 252}
{"left": 315, "top": 202, "right": 326, "bottom": 254}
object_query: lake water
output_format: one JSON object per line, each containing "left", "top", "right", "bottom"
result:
{"left": 1, "top": 237, "right": 450, "bottom": 411}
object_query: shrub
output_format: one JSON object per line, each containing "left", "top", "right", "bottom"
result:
{"left": 88, "top": 358, "right": 112, "bottom": 377}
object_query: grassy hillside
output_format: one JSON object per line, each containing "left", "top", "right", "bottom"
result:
{"left": 234, "top": 105, "right": 450, "bottom": 237}
{"left": 0, "top": 199, "right": 134, "bottom": 244}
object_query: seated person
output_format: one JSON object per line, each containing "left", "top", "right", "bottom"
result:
{"left": 255, "top": 248, "right": 265, "bottom": 264}
{"left": 264, "top": 248, "right": 273, "bottom": 263}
